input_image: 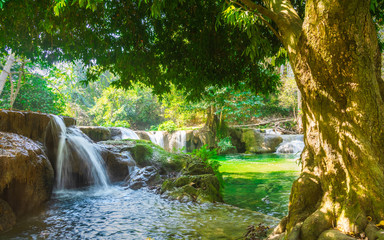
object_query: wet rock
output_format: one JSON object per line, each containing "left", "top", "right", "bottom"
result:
{"left": 241, "top": 129, "right": 283, "bottom": 153}
{"left": 78, "top": 126, "right": 111, "bottom": 142}
{"left": 100, "top": 139, "right": 184, "bottom": 175}
{"left": 161, "top": 173, "right": 222, "bottom": 203}
{"left": 110, "top": 127, "right": 122, "bottom": 140}
{"left": 124, "top": 166, "right": 160, "bottom": 190}
{"left": 0, "top": 109, "right": 75, "bottom": 143}
{"left": 101, "top": 150, "right": 136, "bottom": 182}
{"left": 135, "top": 131, "right": 151, "bottom": 141}
{"left": 0, "top": 132, "right": 54, "bottom": 218}
{"left": 0, "top": 199, "right": 16, "bottom": 232}
{"left": 160, "top": 157, "right": 223, "bottom": 203}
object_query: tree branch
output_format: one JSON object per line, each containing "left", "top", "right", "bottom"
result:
{"left": 238, "top": 0, "right": 303, "bottom": 61}
{"left": 228, "top": 0, "right": 283, "bottom": 42}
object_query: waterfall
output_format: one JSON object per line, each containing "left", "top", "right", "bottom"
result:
{"left": 175, "top": 131, "right": 187, "bottom": 153}
{"left": 118, "top": 127, "right": 140, "bottom": 140}
{"left": 51, "top": 116, "right": 110, "bottom": 190}
{"left": 147, "top": 131, "right": 165, "bottom": 148}
{"left": 276, "top": 134, "right": 304, "bottom": 154}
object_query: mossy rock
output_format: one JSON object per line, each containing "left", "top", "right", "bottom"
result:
{"left": 182, "top": 158, "right": 214, "bottom": 175}
{"left": 240, "top": 129, "right": 283, "bottom": 153}
{"left": 161, "top": 173, "right": 223, "bottom": 203}
{"left": 100, "top": 139, "right": 185, "bottom": 175}
{"left": 78, "top": 126, "right": 111, "bottom": 142}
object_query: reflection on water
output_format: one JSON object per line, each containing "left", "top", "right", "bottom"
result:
{"left": 216, "top": 154, "right": 301, "bottom": 218}
{"left": 1, "top": 186, "right": 278, "bottom": 240}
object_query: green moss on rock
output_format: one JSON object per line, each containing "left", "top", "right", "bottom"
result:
{"left": 160, "top": 158, "right": 223, "bottom": 203}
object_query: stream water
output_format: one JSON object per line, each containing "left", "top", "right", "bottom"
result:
{"left": 1, "top": 187, "right": 277, "bottom": 240}
{"left": 216, "top": 154, "right": 301, "bottom": 218}
{"left": 1, "top": 153, "right": 300, "bottom": 239}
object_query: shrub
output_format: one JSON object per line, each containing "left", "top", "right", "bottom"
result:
{"left": 217, "top": 136, "right": 235, "bottom": 154}
{"left": 188, "top": 145, "right": 224, "bottom": 187}
{"left": 158, "top": 120, "right": 177, "bottom": 132}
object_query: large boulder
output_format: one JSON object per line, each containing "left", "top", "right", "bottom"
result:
{"left": 0, "top": 132, "right": 54, "bottom": 231}
{"left": 0, "top": 199, "right": 16, "bottom": 232}
{"left": 78, "top": 126, "right": 111, "bottom": 142}
{"left": 100, "top": 139, "right": 184, "bottom": 175}
{"left": 240, "top": 129, "right": 283, "bottom": 153}
{"left": 101, "top": 149, "right": 136, "bottom": 182}
{"left": 124, "top": 166, "right": 161, "bottom": 190}
{"left": 135, "top": 131, "right": 151, "bottom": 141}
{"left": 160, "top": 157, "right": 223, "bottom": 203}
{"left": 0, "top": 109, "right": 75, "bottom": 143}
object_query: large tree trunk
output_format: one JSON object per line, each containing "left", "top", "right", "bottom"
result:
{"left": 270, "top": 1, "right": 384, "bottom": 239}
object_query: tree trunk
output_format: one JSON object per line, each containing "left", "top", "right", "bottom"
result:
{"left": 204, "top": 105, "right": 219, "bottom": 133}
{"left": 296, "top": 88, "right": 302, "bottom": 133}
{"left": 272, "top": 1, "right": 384, "bottom": 239}
{"left": 0, "top": 53, "right": 15, "bottom": 95}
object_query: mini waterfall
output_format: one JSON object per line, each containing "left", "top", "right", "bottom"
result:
{"left": 265, "top": 129, "right": 279, "bottom": 135}
{"left": 51, "top": 116, "right": 110, "bottom": 190}
{"left": 118, "top": 127, "right": 140, "bottom": 140}
{"left": 175, "top": 131, "right": 187, "bottom": 153}
{"left": 147, "top": 131, "right": 165, "bottom": 148}
{"left": 276, "top": 134, "right": 304, "bottom": 154}
{"left": 154, "top": 131, "right": 165, "bottom": 148}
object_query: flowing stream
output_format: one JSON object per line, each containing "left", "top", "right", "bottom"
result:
{"left": 2, "top": 120, "right": 300, "bottom": 239}
{"left": 2, "top": 187, "right": 278, "bottom": 239}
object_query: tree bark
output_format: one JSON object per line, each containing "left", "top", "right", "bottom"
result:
{"left": 0, "top": 53, "right": 15, "bottom": 96}
{"left": 239, "top": 0, "right": 384, "bottom": 239}
{"left": 274, "top": 1, "right": 384, "bottom": 239}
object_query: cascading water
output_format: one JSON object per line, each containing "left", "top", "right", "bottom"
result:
{"left": 147, "top": 131, "right": 165, "bottom": 148}
{"left": 118, "top": 127, "right": 140, "bottom": 140}
{"left": 50, "top": 116, "right": 110, "bottom": 190}
{"left": 276, "top": 134, "right": 304, "bottom": 154}
{"left": 175, "top": 130, "right": 187, "bottom": 153}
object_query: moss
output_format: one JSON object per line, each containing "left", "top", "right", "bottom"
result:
{"left": 160, "top": 157, "right": 223, "bottom": 204}
{"left": 102, "top": 139, "right": 185, "bottom": 174}
{"left": 241, "top": 129, "right": 263, "bottom": 153}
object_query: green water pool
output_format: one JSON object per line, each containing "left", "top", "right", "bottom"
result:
{"left": 214, "top": 153, "right": 301, "bottom": 218}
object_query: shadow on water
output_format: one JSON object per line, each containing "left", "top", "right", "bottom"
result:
{"left": 216, "top": 154, "right": 301, "bottom": 218}
{"left": 222, "top": 171, "right": 299, "bottom": 218}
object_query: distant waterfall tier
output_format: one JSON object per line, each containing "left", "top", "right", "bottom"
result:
{"left": 111, "top": 127, "right": 140, "bottom": 140}
{"left": 50, "top": 116, "right": 110, "bottom": 190}
{"left": 276, "top": 134, "right": 304, "bottom": 154}
{"left": 174, "top": 131, "right": 187, "bottom": 153}
{"left": 146, "top": 131, "right": 165, "bottom": 148}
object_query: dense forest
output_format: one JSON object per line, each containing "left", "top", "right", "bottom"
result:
{"left": 0, "top": 57, "right": 300, "bottom": 130}
{"left": 1, "top": 0, "right": 384, "bottom": 239}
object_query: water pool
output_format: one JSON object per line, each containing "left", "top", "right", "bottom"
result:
{"left": 1, "top": 153, "right": 300, "bottom": 239}
{"left": 1, "top": 186, "right": 278, "bottom": 240}
{"left": 215, "top": 154, "right": 301, "bottom": 218}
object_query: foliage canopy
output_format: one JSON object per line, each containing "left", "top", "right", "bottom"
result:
{"left": 0, "top": 0, "right": 282, "bottom": 100}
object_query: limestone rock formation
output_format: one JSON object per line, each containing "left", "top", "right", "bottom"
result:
{"left": 78, "top": 126, "right": 111, "bottom": 142}
{"left": 124, "top": 166, "right": 160, "bottom": 190}
{"left": 235, "top": 129, "right": 283, "bottom": 153}
{"left": 0, "top": 132, "right": 54, "bottom": 231}
{"left": 0, "top": 199, "right": 16, "bottom": 232}
{"left": 0, "top": 109, "right": 75, "bottom": 143}
{"left": 101, "top": 149, "right": 136, "bottom": 182}
{"left": 160, "top": 157, "right": 223, "bottom": 203}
